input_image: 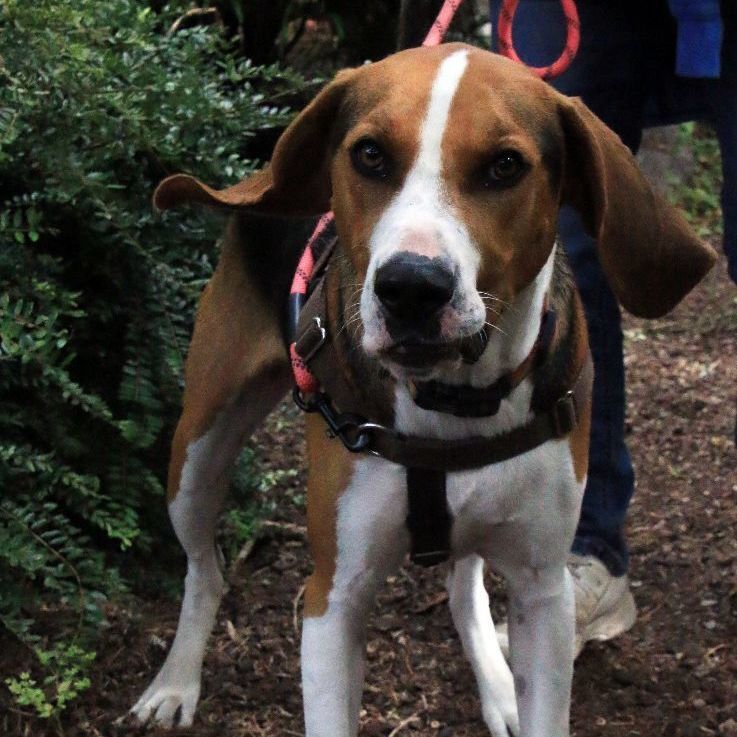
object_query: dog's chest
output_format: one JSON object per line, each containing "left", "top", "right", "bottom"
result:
{"left": 333, "top": 380, "right": 584, "bottom": 580}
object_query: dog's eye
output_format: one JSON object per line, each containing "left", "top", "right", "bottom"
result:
{"left": 485, "top": 150, "right": 527, "bottom": 187}
{"left": 351, "top": 139, "right": 389, "bottom": 179}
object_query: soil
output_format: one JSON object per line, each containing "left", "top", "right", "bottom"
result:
{"left": 2, "top": 250, "right": 736, "bottom": 737}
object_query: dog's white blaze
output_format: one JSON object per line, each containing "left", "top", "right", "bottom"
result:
{"left": 412, "top": 48, "right": 470, "bottom": 183}
{"left": 367, "top": 49, "right": 472, "bottom": 264}
{"left": 362, "top": 49, "right": 484, "bottom": 353}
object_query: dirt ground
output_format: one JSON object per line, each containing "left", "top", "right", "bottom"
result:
{"left": 3, "top": 244, "right": 733, "bottom": 737}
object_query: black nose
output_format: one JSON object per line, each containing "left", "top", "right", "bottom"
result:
{"left": 374, "top": 253, "right": 455, "bottom": 323}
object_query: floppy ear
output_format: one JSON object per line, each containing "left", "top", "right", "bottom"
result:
{"left": 558, "top": 95, "right": 716, "bottom": 318}
{"left": 153, "top": 68, "right": 357, "bottom": 216}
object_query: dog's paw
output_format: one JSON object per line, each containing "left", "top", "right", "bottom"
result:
{"left": 482, "top": 699, "right": 520, "bottom": 737}
{"left": 131, "top": 680, "right": 200, "bottom": 728}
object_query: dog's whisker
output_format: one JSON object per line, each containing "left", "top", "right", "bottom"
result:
{"left": 482, "top": 305, "right": 502, "bottom": 317}
{"left": 337, "top": 312, "right": 362, "bottom": 338}
{"left": 484, "top": 320, "right": 508, "bottom": 336}
{"left": 477, "top": 291, "right": 510, "bottom": 307}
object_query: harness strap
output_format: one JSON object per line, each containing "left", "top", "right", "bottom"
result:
{"left": 296, "top": 300, "right": 591, "bottom": 471}
{"left": 368, "top": 356, "right": 592, "bottom": 471}
{"left": 406, "top": 467, "right": 452, "bottom": 567}
{"left": 294, "top": 257, "right": 593, "bottom": 471}
{"left": 293, "top": 248, "right": 592, "bottom": 469}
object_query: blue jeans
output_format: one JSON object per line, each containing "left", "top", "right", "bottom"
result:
{"left": 490, "top": 0, "right": 737, "bottom": 575}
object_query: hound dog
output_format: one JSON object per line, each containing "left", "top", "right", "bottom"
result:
{"left": 131, "top": 44, "right": 715, "bottom": 736}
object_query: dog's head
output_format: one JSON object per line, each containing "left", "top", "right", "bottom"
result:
{"left": 156, "top": 44, "right": 715, "bottom": 378}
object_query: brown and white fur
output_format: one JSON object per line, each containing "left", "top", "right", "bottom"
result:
{"left": 131, "top": 44, "right": 715, "bottom": 736}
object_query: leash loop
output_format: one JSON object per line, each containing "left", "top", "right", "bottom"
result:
{"left": 497, "top": 0, "right": 580, "bottom": 80}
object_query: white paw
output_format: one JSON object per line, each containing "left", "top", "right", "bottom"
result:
{"left": 131, "top": 679, "right": 200, "bottom": 728}
{"left": 482, "top": 697, "right": 519, "bottom": 737}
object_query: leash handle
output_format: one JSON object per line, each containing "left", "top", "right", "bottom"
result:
{"left": 497, "top": 0, "right": 580, "bottom": 80}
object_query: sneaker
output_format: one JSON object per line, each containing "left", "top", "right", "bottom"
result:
{"left": 495, "top": 554, "right": 637, "bottom": 659}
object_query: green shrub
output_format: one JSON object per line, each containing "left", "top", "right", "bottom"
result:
{"left": 0, "top": 0, "right": 305, "bottom": 697}
{"left": 5, "top": 643, "right": 95, "bottom": 726}
{"left": 673, "top": 122, "right": 724, "bottom": 239}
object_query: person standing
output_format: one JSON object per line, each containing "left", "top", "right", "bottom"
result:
{"left": 489, "top": 0, "right": 737, "bottom": 656}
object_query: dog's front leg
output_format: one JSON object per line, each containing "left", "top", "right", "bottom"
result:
{"left": 506, "top": 563, "right": 575, "bottom": 737}
{"left": 301, "top": 449, "right": 407, "bottom": 737}
{"left": 447, "top": 555, "right": 519, "bottom": 737}
{"left": 302, "top": 579, "right": 375, "bottom": 737}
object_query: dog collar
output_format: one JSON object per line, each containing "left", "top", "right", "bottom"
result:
{"left": 410, "top": 308, "right": 557, "bottom": 418}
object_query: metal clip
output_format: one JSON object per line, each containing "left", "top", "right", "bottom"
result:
{"left": 292, "top": 389, "right": 376, "bottom": 453}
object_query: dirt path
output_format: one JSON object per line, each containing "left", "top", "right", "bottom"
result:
{"left": 4, "top": 252, "right": 736, "bottom": 737}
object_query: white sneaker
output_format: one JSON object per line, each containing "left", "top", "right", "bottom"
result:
{"left": 495, "top": 554, "right": 637, "bottom": 659}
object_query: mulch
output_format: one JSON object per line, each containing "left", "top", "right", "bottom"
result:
{"left": 2, "top": 250, "right": 736, "bottom": 737}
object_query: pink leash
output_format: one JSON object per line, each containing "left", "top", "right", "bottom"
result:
{"left": 289, "top": 0, "right": 578, "bottom": 395}
{"left": 497, "top": 0, "right": 579, "bottom": 80}
{"left": 289, "top": 214, "right": 333, "bottom": 394}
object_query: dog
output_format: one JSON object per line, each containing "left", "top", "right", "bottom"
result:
{"left": 131, "top": 43, "right": 715, "bottom": 736}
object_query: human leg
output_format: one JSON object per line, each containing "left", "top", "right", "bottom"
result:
{"left": 488, "top": 0, "right": 655, "bottom": 654}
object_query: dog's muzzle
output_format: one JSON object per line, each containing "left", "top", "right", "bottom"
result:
{"left": 372, "top": 252, "right": 487, "bottom": 370}
{"left": 372, "top": 252, "right": 458, "bottom": 369}
{"left": 374, "top": 253, "right": 455, "bottom": 329}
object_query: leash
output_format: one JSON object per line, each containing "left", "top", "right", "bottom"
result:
{"left": 423, "top": 0, "right": 465, "bottom": 47}
{"left": 497, "top": 0, "right": 580, "bottom": 80}
{"left": 288, "top": 213, "right": 333, "bottom": 396}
